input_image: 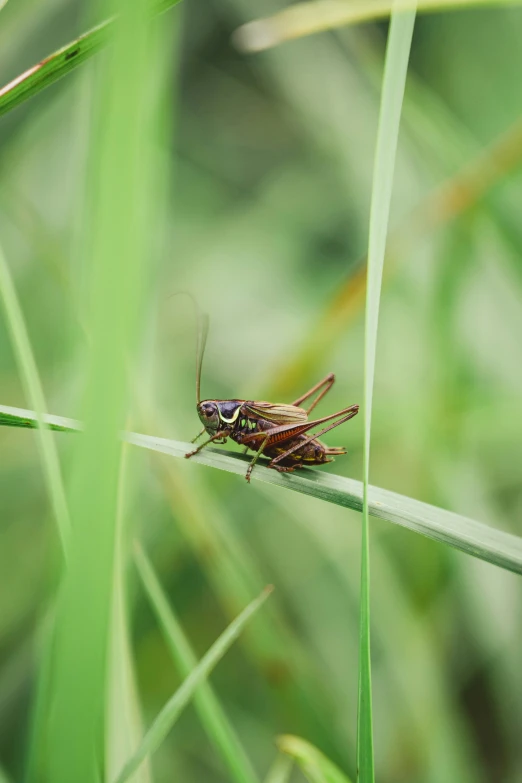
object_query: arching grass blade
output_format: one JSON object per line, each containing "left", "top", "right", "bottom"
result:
{"left": 1, "top": 404, "right": 522, "bottom": 576}
{"left": 234, "top": 0, "right": 519, "bottom": 53}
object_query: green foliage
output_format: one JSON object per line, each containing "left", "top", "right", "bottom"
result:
{"left": 1, "top": 1, "right": 522, "bottom": 782}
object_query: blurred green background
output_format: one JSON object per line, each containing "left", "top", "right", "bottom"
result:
{"left": 1, "top": 1, "right": 522, "bottom": 782}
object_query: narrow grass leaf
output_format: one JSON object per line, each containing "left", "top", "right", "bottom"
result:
{"left": 113, "top": 587, "right": 273, "bottom": 783}
{"left": 263, "top": 754, "right": 293, "bottom": 783}
{"left": 2, "top": 405, "right": 522, "bottom": 574}
{"left": 277, "top": 735, "right": 353, "bottom": 783}
{"left": 0, "top": 0, "right": 181, "bottom": 117}
{"left": 134, "top": 543, "right": 260, "bottom": 783}
{"left": 0, "top": 243, "right": 70, "bottom": 556}
{"left": 106, "top": 452, "right": 152, "bottom": 783}
{"left": 359, "top": 9, "right": 416, "bottom": 782}
{"left": 0, "top": 404, "right": 78, "bottom": 431}
{"left": 234, "top": 0, "right": 519, "bottom": 52}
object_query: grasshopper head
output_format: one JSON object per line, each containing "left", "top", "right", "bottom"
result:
{"left": 198, "top": 400, "right": 220, "bottom": 435}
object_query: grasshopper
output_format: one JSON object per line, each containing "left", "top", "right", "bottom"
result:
{"left": 185, "top": 316, "right": 359, "bottom": 482}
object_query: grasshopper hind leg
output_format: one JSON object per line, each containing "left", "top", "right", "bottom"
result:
{"left": 271, "top": 463, "right": 306, "bottom": 474}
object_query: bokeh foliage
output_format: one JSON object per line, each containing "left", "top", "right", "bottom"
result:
{"left": 0, "top": 0, "right": 522, "bottom": 782}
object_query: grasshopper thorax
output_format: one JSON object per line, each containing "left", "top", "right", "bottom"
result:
{"left": 197, "top": 400, "right": 242, "bottom": 435}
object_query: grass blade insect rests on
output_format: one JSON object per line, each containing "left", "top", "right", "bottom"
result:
{"left": 2, "top": 404, "right": 522, "bottom": 574}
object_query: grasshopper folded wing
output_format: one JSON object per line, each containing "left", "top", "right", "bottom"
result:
{"left": 243, "top": 402, "right": 308, "bottom": 424}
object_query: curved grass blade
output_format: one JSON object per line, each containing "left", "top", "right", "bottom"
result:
{"left": 0, "top": 0, "right": 181, "bottom": 118}
{"left": 0, "top": 243, "right": 71, "bottom": 557}
{"left": 359, "top": 10, "right": 416, "bottom": 781}
{"left": 134, "top": 543, "right": 260, "bottom": 783}
{"left": 1, "top": 404, "right": 522, "bottom": 576}
{"left": 234, "top": 0, "right": 519, "bottom": 53}
{"left": 113, "top": 586, "right": 273, "bottom": 783}
{"left": 277, "top": 735, "right": 353, "bottom": 783}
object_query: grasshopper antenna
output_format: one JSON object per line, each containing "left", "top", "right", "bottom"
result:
{"left": 196, "top": 311, "right": 209, "bottom": 405}
{"left": 164, "top": 290, "right": 209, "bottom": 405}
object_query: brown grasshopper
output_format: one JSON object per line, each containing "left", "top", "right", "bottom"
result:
{"left": 185, "top": 316, "right": 359, "bottom": 482}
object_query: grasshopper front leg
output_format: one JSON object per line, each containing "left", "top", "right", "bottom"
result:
{"left": 185, "top": 430, "right": 230, "bottom": 459}
{"left": 191, "top": 427, "right": 207, "bottom": 444}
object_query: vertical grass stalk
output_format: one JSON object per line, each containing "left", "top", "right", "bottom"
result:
{"left": 358, "top": 8, "right": 416, "bottom": 782}
{"left": 44, "top": 0, "right": 160, "bottom": 780}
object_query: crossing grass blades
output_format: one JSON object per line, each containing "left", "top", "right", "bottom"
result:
{"left": 185, "top": 315, "right": 359, "bottom": 482}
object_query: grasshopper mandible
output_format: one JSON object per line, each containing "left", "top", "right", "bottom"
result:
{"left": 185, "top": 316, "right": 359, "bottom": 482}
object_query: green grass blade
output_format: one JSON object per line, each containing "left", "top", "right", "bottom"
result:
{"left": 44, "top": 0, "right": 159, "bottom": 779}
{"left": 359, "top": 10, "right": 416, "bottom": 782}
{"left": 277, "top": 735, "right": 353, "bottom": 783}
{"left": 0, "top": 243, "right": 70, "bottom": 557}
{"left": 234, "top": 0, "right": 520, "bottom": 52}
{"left": 0, "top": 406, "right": 76, "bottom": 431}
{"left": 134, "top": 543, "right": 260, "bottom": 783}
{"left": 113, "top": 586, "right": 273, "bottom": 783}
{"left": 0, "top": 0, "right": 181, "bottom": 118}
{"left": 1, "top": 405, "right": 522, "bottom": 575}
{"left": 263, "top": 754, "right": 293, "bottom": 783}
